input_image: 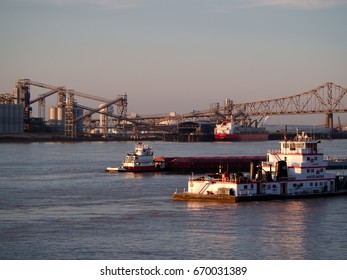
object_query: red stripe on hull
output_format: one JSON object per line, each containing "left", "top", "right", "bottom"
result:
{"left": 123, "top": 166, "right": 162, "bottom": 172}
{"left": 215, "top": 133, "right": 268, "bottom": 141}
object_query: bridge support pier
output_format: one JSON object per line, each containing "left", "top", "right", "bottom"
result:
{"left": 325, "top": 112, "right": 334, "bottom": 129}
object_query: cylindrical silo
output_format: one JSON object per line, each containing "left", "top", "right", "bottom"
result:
{"left": 57, "top": 107, "right": 65, "bottom": 126}
{"left": 49, "top": 106, "right": 57, "bottom": 121}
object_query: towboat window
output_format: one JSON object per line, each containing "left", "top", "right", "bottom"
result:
{"left": 307, "top": 143, "right": 318, "bottom": 153}
{"left": 244, "top": 185, "right": 247, "bottom": 189}
{"left": 290, "top": 143, "right": 296, "bottom": 151}
{"left": 296, "top": 143, "right": 304, "bottom": 149}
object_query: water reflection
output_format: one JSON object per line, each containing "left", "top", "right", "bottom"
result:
{"left": 182, "top": 200, "right": 311, "bottom": 259}
{"left": 253, "top": 201, "right": 307, "bottom": 259}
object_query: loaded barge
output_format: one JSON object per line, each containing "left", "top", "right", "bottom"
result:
{"left": 173, "top": 133, "right": 347, "bottom": 203}
{"left": 156, "top": 155, "right": 344, "bottom": 173}
{"left": 160, "top": 155, "right": 266, "bottom": 173}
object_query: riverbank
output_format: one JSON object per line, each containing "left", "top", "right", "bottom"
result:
{"left": 0, "top": 133, "right": 163, "bottom": 143}
{"left": 1, "top": 130, "right": 347, "bottom": 143}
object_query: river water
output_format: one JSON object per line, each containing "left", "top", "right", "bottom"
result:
{"left": 1, "top": 140, "right": 347, "bottom": 260}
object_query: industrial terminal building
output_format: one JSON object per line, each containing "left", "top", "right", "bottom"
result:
{"left": 0, "top": 80, "right": 86, "bottom": 136}
{"left": 0, "top": 104, "right": 24, "bottom": 134}
{"left": 1, "top": 81, "right": 31, "bottom": 134}
{"left": 0, "top": 79, "right": 128, "bottom": 139}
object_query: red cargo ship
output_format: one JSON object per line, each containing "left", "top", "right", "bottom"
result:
{"left": 214, "top": 120, "right": 268, "bottom": 141}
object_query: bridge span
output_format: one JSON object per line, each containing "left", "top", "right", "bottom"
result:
{"left": 230, "top": 82, "right": 347, "bottom": 129}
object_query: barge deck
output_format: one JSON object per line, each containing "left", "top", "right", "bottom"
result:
{"left": 157, "top": 155, "right": 267, "bottom": 173}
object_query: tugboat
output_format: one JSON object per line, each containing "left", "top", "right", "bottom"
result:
{"left": 173, "top": 132, "right": 347, "bottom": 202}
{"left": 106, "top": 142, "right": 165, "bottom": 172}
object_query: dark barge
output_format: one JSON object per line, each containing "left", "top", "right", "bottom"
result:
{"left": 156, "top": 156, "right": 267, "bottom": 173}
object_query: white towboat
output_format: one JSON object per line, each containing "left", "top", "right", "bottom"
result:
{"left": 106, "top": 142, "right": 165, "bottom": 172}
{"left": 173, "top": 132, "right": 347, "bottom": 202}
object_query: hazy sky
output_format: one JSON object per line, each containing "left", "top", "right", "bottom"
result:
{"left": 1, "top": 0, "right": 346, "bottom": 124}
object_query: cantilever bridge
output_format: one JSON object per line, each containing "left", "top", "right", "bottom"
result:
{"left": 121, "top": 81, "right": 347, "bottom": 131}
{"left": 230, "top": 82, "right": 347, "bottom": 127}
{"left": 9, "top": 80, "right": 347, "bottom": 137}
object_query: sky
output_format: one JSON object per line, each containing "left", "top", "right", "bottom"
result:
{"left": 1, "top": 0, "right": 346, "bottom": 125}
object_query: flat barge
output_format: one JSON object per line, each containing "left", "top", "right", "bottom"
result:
{"left": 158, "top": 155, "right": 267, "bottom": 173}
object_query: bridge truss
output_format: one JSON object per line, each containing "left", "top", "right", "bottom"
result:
{"left": 230, "top": 82, "right": 347, "bottom": 128}
{"left": 132, "top": 82, "right": 347, "bottom": 129}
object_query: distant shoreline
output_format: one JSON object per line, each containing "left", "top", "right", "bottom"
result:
{"left": 0, "top": 133, "right": 162, "bottom": 143}
{"left": 1, "top": 131, "right": 347, "bottom": 143}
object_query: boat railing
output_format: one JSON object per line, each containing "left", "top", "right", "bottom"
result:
{"left": 268, "top": 148, "right": 281, "bottom": 154}
{"left": 268, "top": 148, "right": 324, "bottom": 155}
{"left": 190, "top": 175, "right": 208, "bottom": 181}
{"left": 325, "top": 156, "right": 347, "bottom": 162}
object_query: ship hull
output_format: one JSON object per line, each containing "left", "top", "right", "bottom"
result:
{"left": 173, "top": 191, "right": 347, "bottom": 203}
{"left": 215, "top": 133, "right": 268, "bottom": 141}
{"left": 122, "top": 165, "right": 164, "bottom": 172}
{"left": 106, "top": 165, "right": 165, "bottom": 172}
